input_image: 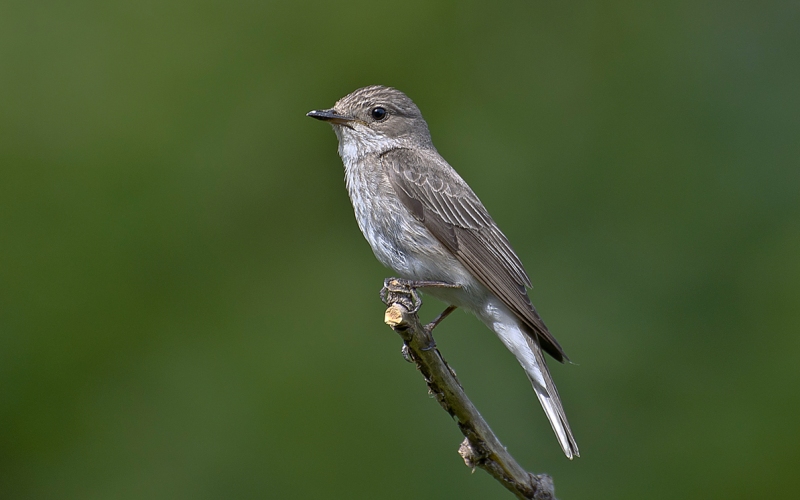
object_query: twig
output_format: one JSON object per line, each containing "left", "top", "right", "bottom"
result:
{"left": 380, "top": 279, "right": 558, "bottom": 500}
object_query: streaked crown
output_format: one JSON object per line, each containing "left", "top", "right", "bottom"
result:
{"left": 333, "top": 85, "right": 433, "bottom": 147}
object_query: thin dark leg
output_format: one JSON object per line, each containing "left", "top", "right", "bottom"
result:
{"left": 419, "top": 304, "right": 458, "bottom": 351}
{"left": 400, "top": 279, "right": 461, "bottom": 290}
{"left": 426, "top": 305, "right": 458, "bottom": 332}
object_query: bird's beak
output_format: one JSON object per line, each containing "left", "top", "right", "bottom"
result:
{"left": 306, "top": 109, "right": 355, "bottom": 125}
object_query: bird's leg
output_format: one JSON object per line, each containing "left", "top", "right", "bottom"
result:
{"left": 379, "top": 277, "right": 460, "bottom": 314}
{"left": 425, "top": 305, "right": 458, "bottom": 333}
{"left": 418, "top": 305, "right": 458, "bottom": 352}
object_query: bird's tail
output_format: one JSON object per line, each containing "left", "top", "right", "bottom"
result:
{"left": 482, "top": 307, "right": 579, "bottom": 459}
{"left": 523, "top": 333, "right": 580, "bottom": 459}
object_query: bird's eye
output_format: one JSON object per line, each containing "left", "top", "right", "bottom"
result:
{"left": 371, "top": 107, "right": 387, "bottom": 121}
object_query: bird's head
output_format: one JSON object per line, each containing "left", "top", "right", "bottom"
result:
{"left": 307, "top": 85, "right": 433, "bottom": 153}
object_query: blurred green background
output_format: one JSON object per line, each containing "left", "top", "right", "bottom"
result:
{"left": 2, "top": 1, "right": 799, "bottom": 498}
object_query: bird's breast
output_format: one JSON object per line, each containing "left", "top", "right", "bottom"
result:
{"left": 342, "top": 156, "right": 470, "bottom": 286}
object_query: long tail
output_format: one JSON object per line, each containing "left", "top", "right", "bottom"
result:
{"left": 482, "top": 306, "right": 579, "bottom": 459}
{"left": 523, "top": 333, "right": 580, "bottom": 459}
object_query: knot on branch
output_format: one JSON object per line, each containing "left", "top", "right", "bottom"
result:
{"left": 530, "top": 475, "right": 556, "bottom": 500}
{"left": 458, "top": 438, "right": 482, "bottom": 470}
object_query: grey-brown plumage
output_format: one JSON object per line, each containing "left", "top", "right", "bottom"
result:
{"left": 383, "top": 147, "right": 566, "bottom": 362}
{"left": 308, "top": 85, "right": 579, "bottom": 458}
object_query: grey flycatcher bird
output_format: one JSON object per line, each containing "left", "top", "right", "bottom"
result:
{"left": 307, "top": 85, "right": 579, "bottom": 459}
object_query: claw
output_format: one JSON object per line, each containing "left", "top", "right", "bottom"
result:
{"left": 420, "top": 338, "right": 437, "bottom": 351}
{"left": 380, "top": 277, "right": 460, "bottom": 314}
{"left": 401, "top": 344, "right": 413, "bottom": 362}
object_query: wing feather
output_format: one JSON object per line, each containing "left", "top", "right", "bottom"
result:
{"left": 382, "top": 147, "right": 567, "bottom": 362}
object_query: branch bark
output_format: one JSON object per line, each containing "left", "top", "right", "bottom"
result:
{"left": 380, "top": 279, "right": 557, "bottom": 500}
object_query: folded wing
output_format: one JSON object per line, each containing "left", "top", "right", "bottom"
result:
{"left": 382, "top": 147, "right": 568, "bottom": 362}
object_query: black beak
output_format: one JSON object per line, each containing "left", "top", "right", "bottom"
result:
{"left": 306, "top": 109, "right": 354, "bottom": 124}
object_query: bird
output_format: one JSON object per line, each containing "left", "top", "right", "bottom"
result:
{"left": 307, "top": 85, "right": 579, "bottom": 459}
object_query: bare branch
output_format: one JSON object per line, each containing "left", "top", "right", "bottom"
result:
{"left": 381, "top": 279, "right": 558, "bottom": 500}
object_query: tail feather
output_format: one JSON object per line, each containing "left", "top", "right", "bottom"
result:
{"left": 524, "top": 335, "right": 580, "bottom": 459}
{"left": 480, "top": 300, "right": 579, "bottom": 458}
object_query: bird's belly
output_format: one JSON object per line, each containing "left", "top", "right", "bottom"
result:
{"left": 354, "top": 197, "right": 485, "bottom": 308}
{"left": 357, "top": 201, "right": 451, "bottom": 278}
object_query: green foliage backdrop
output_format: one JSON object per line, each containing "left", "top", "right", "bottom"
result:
{"left": 2, "top": 1, "right": 798, "bottom": 498}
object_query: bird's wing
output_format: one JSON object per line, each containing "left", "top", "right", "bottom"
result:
{"left": 382, "top": 147, "right": 567, "bottom": 362}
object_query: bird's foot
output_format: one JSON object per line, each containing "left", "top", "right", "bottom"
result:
{"left": 401, "top": 343, "right": 413, "bottom": 362}
{"left": 381, "top": 278, "right": 460, "bottom": 352}
{"left": 420, "top": 338, "right": 437, "bottom": 351}
{"left": 380, "top": 278, "right": 420, "bottom": 312}
{"left": 379, "top": 277, "right": 460, "bottom": 314}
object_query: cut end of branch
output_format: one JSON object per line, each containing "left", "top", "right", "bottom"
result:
{"left": 384, "top": 304, "right": 407, "bottom": 329}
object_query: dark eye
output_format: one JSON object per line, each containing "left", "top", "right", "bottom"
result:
{"left": 371, "top": 107, "right": 387, "bottom": 121}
